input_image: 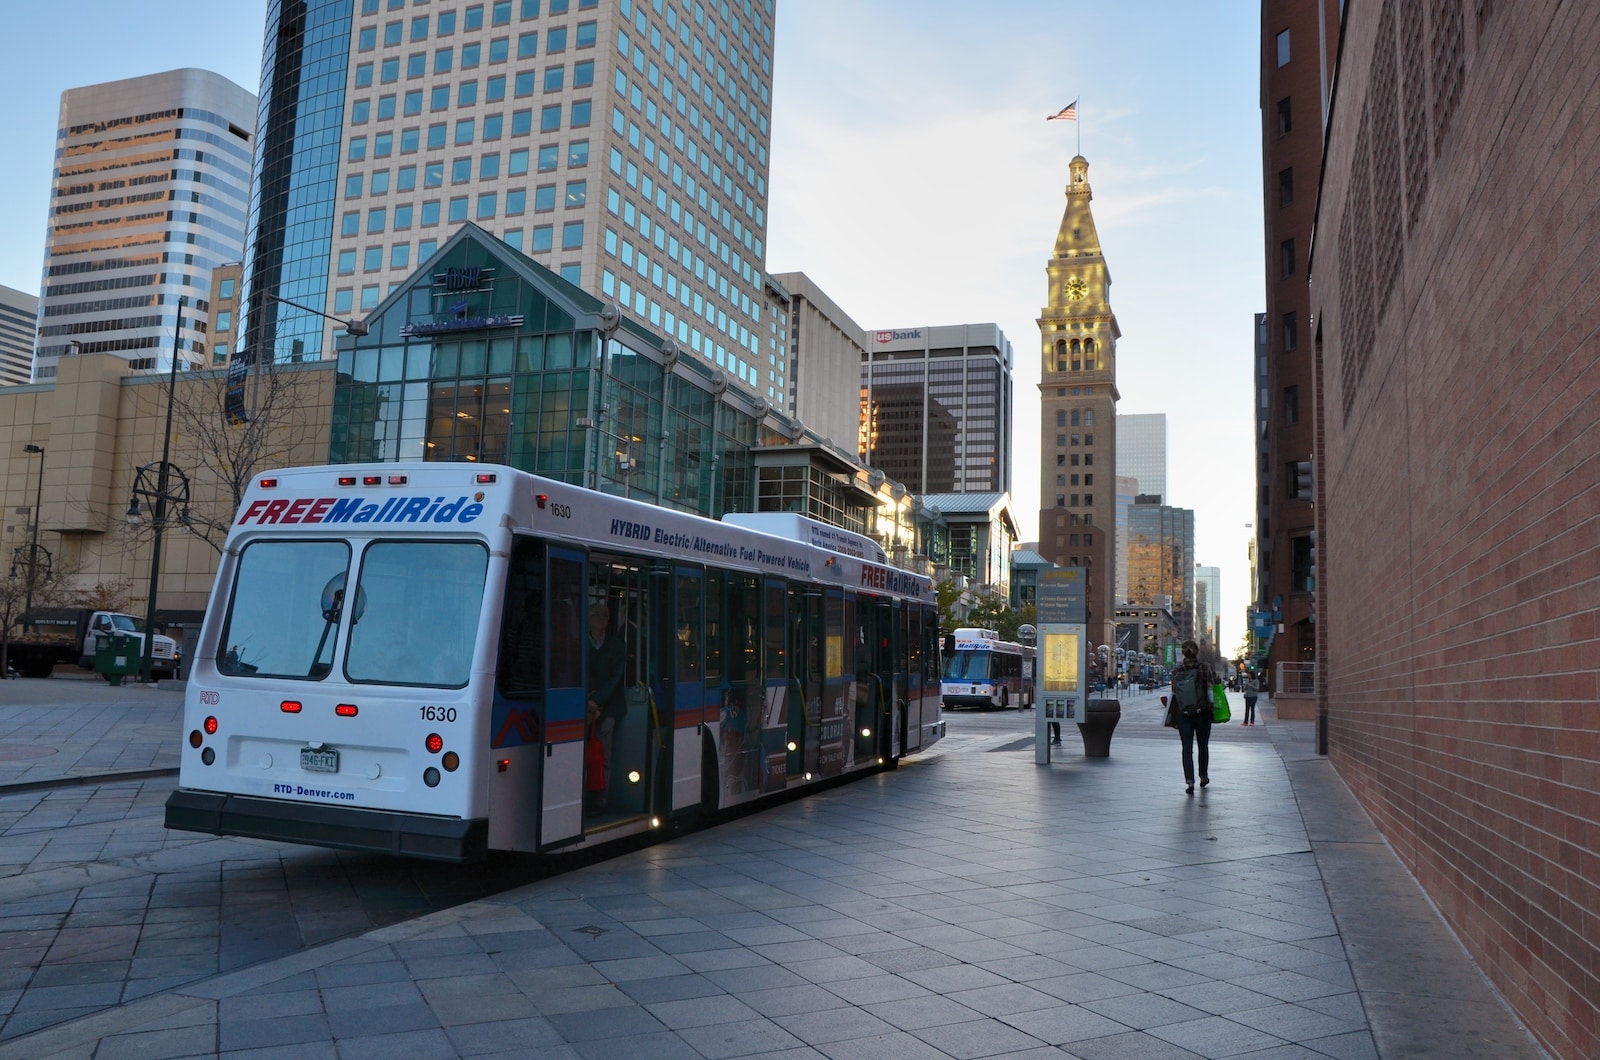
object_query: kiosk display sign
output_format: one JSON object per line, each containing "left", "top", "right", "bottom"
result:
{"left": 1035, "top": 569, "right": 1087, "bottom": 764}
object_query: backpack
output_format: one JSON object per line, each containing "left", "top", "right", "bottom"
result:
{"left": 1173, "top": 667, "right": 1206, "bottom": 717}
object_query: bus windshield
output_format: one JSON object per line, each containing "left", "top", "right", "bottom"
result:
{"left": 218, "top": 540, "right": 352, "bottom": 679}
{"left": 346, "top": 541, "right": 489, "bottom": 687}
{"left": 943, "top": 650, "right": 994, "bottom": 681}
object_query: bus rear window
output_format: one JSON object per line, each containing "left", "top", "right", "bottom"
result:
{"left": 218, "top": 541, "right": 352, "bottom": 679}
{"left": 346, "top": 541, "right": 489, "bottom": 687}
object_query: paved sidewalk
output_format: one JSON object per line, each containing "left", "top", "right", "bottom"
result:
{"left": 0, "top": 688, "right": 1547, "bottom": 1059}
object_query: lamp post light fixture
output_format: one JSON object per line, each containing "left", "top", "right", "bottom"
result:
{"left": 125, "top": 296, "right": 191, "bottom": 684}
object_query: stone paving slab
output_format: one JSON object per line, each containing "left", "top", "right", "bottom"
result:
{"left": 0, "top": 686, "right": 1550, "bottom": 1059}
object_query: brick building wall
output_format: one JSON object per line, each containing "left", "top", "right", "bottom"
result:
{"left": 1311, "top": 3, "right": 1599, "bottom": 1057}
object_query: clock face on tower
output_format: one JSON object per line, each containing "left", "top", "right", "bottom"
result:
{"left": 1065, "top": 277, "right": 1088, "bottom": 300}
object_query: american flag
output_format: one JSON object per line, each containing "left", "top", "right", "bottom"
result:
{"left": 1047, "top": 100, "right": 1078, "bottom": 121}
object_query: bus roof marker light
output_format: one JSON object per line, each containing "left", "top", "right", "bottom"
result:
{"left": 362, "top": 475, "right": 382, "bottom": 485}
{"left": 475, "top": 473, "right": 497, "bottom": 484}
{"left": 535, "top": 494, "right": 548, "bottom": 509}
{"left": 258, "top": 477, "right": 277, "bottom": 488}
{"left": 337, "top": 476, "right": 357, "bottom": 486}
{"left": 388, "top": 475, "right": 408, "bottom": 485}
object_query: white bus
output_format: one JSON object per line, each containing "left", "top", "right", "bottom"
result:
{"left": 164, "top": 463, "right": 944, "bottom": 862}
{"left": 941, "top": 628, "right": 1034, "bottom": 710}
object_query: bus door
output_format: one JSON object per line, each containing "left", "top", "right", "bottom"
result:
{"left": 538, "top": 548, "right": 588, "bottom": 850}
{"left": 591, "top": 559, "right": 651, "bottom": 822}
{"left": 718, "top": 574, "right": 763, "bottom": 805}
{"left": 666, "top": 566, "right": 705, "bottom": 814}
{"left": 785, "top": 586, "right": 823, "bottom": 783}
{"left": 818, "top": 588, "right": 849, "bottom": 777}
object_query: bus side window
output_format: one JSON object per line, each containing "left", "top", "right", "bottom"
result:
{"left": 496, "top": 537, "right": 544, "bottom": 699}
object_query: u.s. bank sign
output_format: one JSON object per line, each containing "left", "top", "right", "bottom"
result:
{"left": 874, "top": 328, "right": 922, "bottom": 344}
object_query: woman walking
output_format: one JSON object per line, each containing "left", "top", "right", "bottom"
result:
{"left": 1242, "top": 672, "right": 1260, "bottom": 725}
{"left": 1169, "top": 640, "right": 1216, "bottom": 794}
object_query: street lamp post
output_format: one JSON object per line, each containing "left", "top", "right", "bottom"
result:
{"left": 21, "top": 444, "right": 44, "bottom": 614}
{"left": 126, "top": 297, "right": 188, "bottom": 683}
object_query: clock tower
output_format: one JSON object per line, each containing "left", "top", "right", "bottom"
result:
{"left": 1037, "top": 155, "right": 1120, "bottom": 648}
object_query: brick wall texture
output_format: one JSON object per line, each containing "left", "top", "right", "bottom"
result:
{"left": 1313, "top": 2, "right": 1600, "bottom": 1057}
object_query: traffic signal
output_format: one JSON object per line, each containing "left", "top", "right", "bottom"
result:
{"left": 1293, "top": 460, "right": 1313, "bottom": 501}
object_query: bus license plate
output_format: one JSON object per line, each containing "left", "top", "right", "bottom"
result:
{"left": 300, "top": 747, "right": 339, "bottom": 774}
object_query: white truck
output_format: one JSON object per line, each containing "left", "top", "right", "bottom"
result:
{"left": 8, "top": 609, "right": 180, "bottom": 680}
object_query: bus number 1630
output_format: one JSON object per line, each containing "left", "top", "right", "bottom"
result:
{"left": 420, "top": 705, "right": 458, "bottom": 723}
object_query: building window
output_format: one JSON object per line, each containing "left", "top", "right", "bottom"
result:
{"left": 1280, "top": 238, "right": 1295, "bottom": 278}
{"left": 1277, "top": 97, "right": 1292, "bottom": 136}
{"left": 541, "top": 104, "right": 562, "bottom": 132}
{"left": 562, "top": 220, "right": 584, "bottom": 249}
{"left": 1276, "top": 28, "right": 1290, "bottom": 67}
{"left": 364, "top": 246, "right": 383, "bottom": 271}
{"left": 1282, "top": 311, "right": 1298, "bottom": 352}
{"left": 1279, "top": 167, "right": 1293, "bottom": 207}
{"left": 449, "top": 196, "right": 469, "bottom": 222}
{"left": 1284, "top": 385, "right": 1300, "bottom": 426}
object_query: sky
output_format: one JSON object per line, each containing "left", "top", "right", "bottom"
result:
{"left": 0, "top": 1, "right": 1263, "bottom": 652}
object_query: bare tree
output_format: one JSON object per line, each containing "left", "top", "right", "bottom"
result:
{"left": 152, "top": 359, "right": 326, "bottom": 554}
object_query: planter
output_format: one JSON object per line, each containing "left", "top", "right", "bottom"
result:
{"left": 1077, "top": 698, "right": 1122, "bottom": 758}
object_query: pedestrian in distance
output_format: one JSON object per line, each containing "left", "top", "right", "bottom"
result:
{"left": 1242, "top": 672, "right": 1260, "bottom": 725}
{"left": 1169, "top": 639, "right": 1216, "bottom": 795}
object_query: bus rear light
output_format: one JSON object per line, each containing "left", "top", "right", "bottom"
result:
{"left": 189, "top": 729, "right": 204, "bottom": 748}
{"left": 425, "top": 733, "right": 444, "bottom": 754}
{"left": 475, "top": 473, "right": 497, "bottom": 483}
{"left": 362, "top": 475, "right": 382, "bottom": 486}
{"left": 535, "top": 494, "right": 548, "bottom": 509}
{"left": 258, "top": 477, "right": 278, "bottom": 488}
{"left": 388, "top": 475, "right": 408, "bottom": 485}
{"left": 336, "top": 476, "right": 357, "bottom": 486}
{"left": 441, "top": 751, "right": 460, "bottom": 772}
{"left": 497, "top": 758, "right": 510, "bottom": 772}
{"left": 280, "top": 701, "right": 302, "bottom": 714}
{"left": 204, "top": 716, "right": 219, "bottom": 734}
{"left": 335, "top": 703, "right": 359, "bottom": 717}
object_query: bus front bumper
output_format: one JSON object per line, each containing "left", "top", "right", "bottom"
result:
{"left": 164, "top": 789, "right": 488, "bottom": 863}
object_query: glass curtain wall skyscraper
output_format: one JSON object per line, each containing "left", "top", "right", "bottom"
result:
{"left": 1116, "top": 412, "right": 1166, "bottom": 501}
{"left": 240, "top": 0, "right": 779, "bottom": 409}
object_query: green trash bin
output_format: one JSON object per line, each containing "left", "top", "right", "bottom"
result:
{"left": 94, "top": 633, "right": 141, "bottom": 687}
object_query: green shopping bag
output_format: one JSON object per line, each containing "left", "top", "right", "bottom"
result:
{"left": 1211, "top": 682, "right": 1231, "bottom": 723}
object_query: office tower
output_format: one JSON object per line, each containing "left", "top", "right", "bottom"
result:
{"left": 0, "top": 285, "right": 37, "bottom": 387}
{"left": 862, "top": 323, "right": 1014, "bottom": 495}
{"left": 34, "top": 69, "right": 257, "bottom": 380}
{"left": 1194, "top": 564, "right": 1220, "bottom": 650}
{"left": 1114, "top": 473, "right": 1137, "bottom": 603}
{"left": 205, "top": 264, "right": 244, "bottom": 367}
{"left": 1116, "top": 412, "right": 1166, "bottom": 501}
{"left": 241, "top": 0, "right": 778, "bottom": 404}
{"left": 769, "top": 270, "right": 866, "bottom": 450}
{"left": 1038, "top": 154, "right": 1119, "bottom": 646}
{"left": 1257, "top": 1, "right": 1337, "bottom": 674}
{"left": 1126, "top": 496, "right": 1194, "bottom": 641}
